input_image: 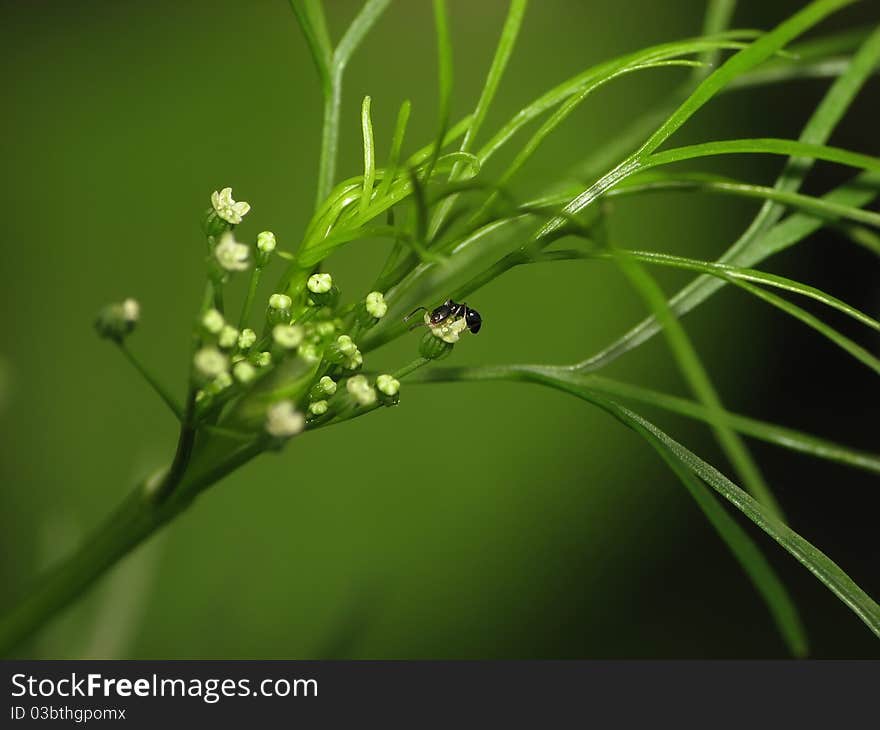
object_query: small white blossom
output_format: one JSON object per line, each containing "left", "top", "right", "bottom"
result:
{"left": 426, "top": 311, "right": 468, "bottom": 343}
{"left": 309, "top": 400, "right": 329, "bottom": 416}
{"left": 214, "top": 232, "right": 250, "bottom": 272}
{"left": 238, "top": 328, "right": 257, "bottom": 350}
{"left": 193, "top": 346, "right": 228, "bottom": 379}
{"left": 202, "top": 308, "right": 225, "bottom": 334}
{"left": 122, "top": 298, "right": 140, "bottom": 324}
{"left": 233, "top": 360, "right": 257, "bottom": 384}
{"left": 346, "top": 374, "right": 377, "bottom": 406}
{"left": 376, "top": 374, "right": 400, "bottom": 396}
{"left": 218, "top": 325, "right": 239, "bottom": 349}
{"left": 317, "top": 375, "right": 337, "bottom": 396}
{"left": 272, "top": 324, "right": 305, "bottom": 349}
{"left": 265, "top": 400, "right": 305, "bottom": 438}
{"left": 365, "top": 291, "right": 387, "bottom": 319}
{"left": 269, "top": 293, "right": 292, "bottom": 311}
{"left": 335, "top": 335, "right": 358, "bottom": 357}
{"left": 307, "top": 272, "right": 333, "bottom": 294}
{"left": 256, "top": 230, "right": 276, "bottom": 253}
{"left": 211, "top": 187, "right": 251, "bottom": 225}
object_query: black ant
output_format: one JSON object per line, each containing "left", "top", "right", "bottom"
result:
{"left": 405, "top": 299, "right": 482, "bottom": 334}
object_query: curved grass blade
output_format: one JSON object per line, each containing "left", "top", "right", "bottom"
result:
{"left": 358, "top": 96, "right": 375, "bottom": 218}
{"left": 573, "top": 24, "right": 880, "bottom": 372}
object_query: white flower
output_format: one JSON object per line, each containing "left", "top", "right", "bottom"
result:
{"left": 202, "top": 308, "right": 225, "bottom": 334}
{"left": 307, "top": 272, "right": 333, "bottom": 294}
{"left": 317, "top": 375, "right": 337, "bottom": 396}
{"left": 345, "top": 351, "right": 363, "bottom": 370}
{"left": 193, "top": 346, "right": 228, "bottom": 379}
{"left": 426, "top": 311, "right": 468, "bottom": 343}
{"left": 365, "top": 291, "right": 387, "bottom": 319}
{"left": 268, "top": 293, "right": 292, "bottom": 311}
{"left": 265, "top": 401, "right": 305, "bottom": 438}
{"left": 272, "top": 324, "right": 305, "bottom": 349}
{"left": 238, "top": 328, "right": 257, "bottom": 350}
{"left": 211, "top": 187, "right": 251, "bottom": 225}
{"left": 376, "top": 374, "right": 400, "bottom": 396}
{"left": 346, "top": 374, "right": 376, "bottom": 406}
{"left": 309, "top": 400, "right": 329, "bottom": 416}
{"left": 214, "top": 232, "right": 250, "bottom": 272}
{"left": 256, "top": 231, "right": 276, "bottom": 253}
{"left": 122, "top": 298, "right": 140, "bottom": 323}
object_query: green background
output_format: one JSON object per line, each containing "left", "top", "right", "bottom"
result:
{"left": 1, "top": 0, "right": 878, "bottom": 658}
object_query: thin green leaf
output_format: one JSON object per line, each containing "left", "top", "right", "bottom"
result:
{"left": 539, "top": 0, "right": 860, "bottom": 240}
{"left": 609, "top": 243, "right": 785, "bottom": 518}
{"left": 289, "top": 0, "right": 333, "bottom": 92}
{"left": 574, "top": 25, "right": 880, "bottom": 372}
{"left": 613, "top": 171, "right": 880, "bottom": 229}
{"left": 376, "top": 99, "right": 412, "bottom": 200}
{"left": 424, "top": 0, "right": 453, "bottom": 185}
{"left": 429, "top": 0, "right": 528, "bottom": 236}
{"left": 359, "top": 96, "right": 375, "bottom": 218}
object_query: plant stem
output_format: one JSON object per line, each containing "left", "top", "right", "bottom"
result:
{"left": 117, "top": 343, "right": 183, "bottom": 420}
{"left": 238, "top": 266, "right": 263, "bottom": 329}
{"left": 0, "top": 435, "right": 266, "bottom": 656}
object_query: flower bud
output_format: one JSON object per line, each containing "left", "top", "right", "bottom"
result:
{"left": 272, "top": 324, "right": 305, "bottom": 350}
{"left": 193, "top": 346, "right": 229, "bottom": 382}
{"left": 238, "top": 328, "right": 257, "bottom": 351}
{"left": 298, "top": 343, "right": 322, "bottom": 364}
{"left": 419, "top": 331, "right": 454, "bottom": 360}
{"left": 344, "top": 351, "right": 363, "bottom": 371}
{"left": 365, "top": 291, "right": 388, "bottom": 319}
{"left": 307, "top": 273, "right": 333, "bottom": 294}
{"left": 95, "top": 298, "right": 140, "bottom": 343}
{"left": 309, "top": 375, "right": 337, "bottom": 400}
{"left": 326, "top": 334, "right": 359, "bottom": 364}
{"left": 218, "top": 325, "right": 240, "bottom": 350}
{"left": 265, "top": 400, "right": 305, "bottom": 438}
{"left": 376, "top": 373, "right": 400, "bottom": 406}
{"left": 308, "top": 400, "right": 329, "bottom": 416}
{"left": 201, "top": 308, "right": 225, "bottom": 336}
{"left": 267, "top": 293, "right": 292, "bottom": 326}
{"left": 205, "top": 370, "right": 233, "bottom": 396}
{"left": 251, "top": 351, "right": 272, "bottom": 368}
{"left": 256, "top": 230, "right": 276, "bottom": 267}
{"left": 345, "top": 374, "right": 377, "bottom": 406}
{"left": 233, "top": 360, "right": 257, "bottom": 384}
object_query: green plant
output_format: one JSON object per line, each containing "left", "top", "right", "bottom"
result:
{"left": 2, "top": 0, "right": 878, "bottom": 656}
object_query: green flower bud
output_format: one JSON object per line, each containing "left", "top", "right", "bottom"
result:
{"left": 233, "top": 360, "right": 257, "bottom": 384}
{"left": 344, "top": 351, "right": 363, "bottom": 371}
{"left": 201, "top": 308, "right": 225, "bottom": 336}
{"left": 265, "top": 400, "right": 305, "bottom": 438}
{"left": 298, "top": 342, "right": 322, "bottom": 364}
{"left": 365, "top": 291, "right": 388, "bottom": 319}
{"left": 326, "top": 334, "right": 359, "bottom": 364}
{"left": 308, "top": 399, "right": 329, "bottom": 416}
{"left": 307, "top": 273, "right": 333, "bottom": 294}
{"left": 193, "top": 346, "right": 229, "bottom": 382}
{"left": 315, "top": 320, "right": 336, "bottom": 340}
{"left": 238, "top": 328, "right": 257, "bottom": 351}
{"left": 267, "top": 293, "right": 292, "bottom": 326}
{"left": 218, "top": 324, "right": 240, "bottom": 350}
{"left": 419, "top": 331, "right": 454, "bottom": 360}
{"left": 376, "top": 374, "right": 400, "bottom": 396}
{"left": 309, "top": 375, "right": 337, "bottom": 400}
{"left": 257, "top": 230, "right": 276, "bottom": 253}
{"left": 272, "top": 324, "right": 305, "bottom": 350}
{"left": 205, "top": 370, "right": 233, "bottom": 396}
{"left": 345, "top": 374, "right": 377, "bottom": 406}
{"left": 251, "top": 351, "right": 272, "bottom": 368}
{"left": 95, "top": 298, "right": 140, "bottom": 343}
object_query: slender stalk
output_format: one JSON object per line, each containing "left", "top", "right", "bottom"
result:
{"left": 117, "top": 343, "right": 183, "bottom": 420}
{"left": 238, "top": 266, "right": 263, "bottom": 329}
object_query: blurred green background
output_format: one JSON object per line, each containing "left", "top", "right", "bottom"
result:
{"left": 1, "top": 0, "right": 878, "bottom": 658}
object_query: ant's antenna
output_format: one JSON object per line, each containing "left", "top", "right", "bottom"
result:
{"left": 404, "top": 306, "right": 428, "bottom": 331}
